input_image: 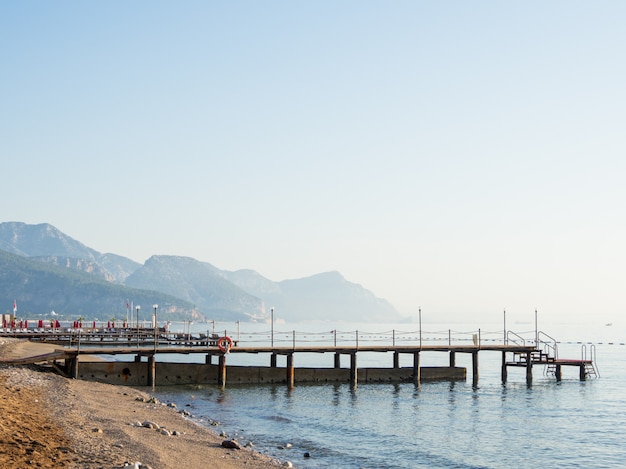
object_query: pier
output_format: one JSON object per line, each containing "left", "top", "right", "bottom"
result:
{"left": 0, "top": 326, "right": 599, "bottom": 387}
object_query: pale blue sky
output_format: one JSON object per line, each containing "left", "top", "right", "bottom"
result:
{"left": 2, "top": 2, "right": 625, "bottom": 323}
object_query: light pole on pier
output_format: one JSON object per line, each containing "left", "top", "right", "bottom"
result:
{"left": 503, "top": 308, "right": 507, "bottom": 345}
{"left": 271, "top": 307, "right": 274, "bottom": 347}
{"left": 535, "top": 308, "right": 538, "bottom": 347}
{"left": 419, "top": 307, "right": 422, "bottom": 348}
{"left": 136, "top": 305, "right": 140, "bottom": 345}
{"left": 153, "top": 304, "right": 158, "bottom": 351}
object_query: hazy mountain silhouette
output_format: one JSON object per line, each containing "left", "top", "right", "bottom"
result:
{"left": 0, "top": 221, "right": 400, "bottom": 322}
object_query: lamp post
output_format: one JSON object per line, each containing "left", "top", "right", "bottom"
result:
{"left": 271, "top": 307, "right": 274, "bottom": 347}
{"left": 419, "top": 307, "right": 422, "bottom": 348}
{"left": 153, "top": 304, "right": 158, "bottom": 351}
{"left": 236, "top": 320, "right": 240, "bottom": 342}
{"left": 136, "top": 305, "right": 140, "bottom": 345}
{"left": 535, "top": 308, "right": 538, "bottom": 347}
{"left": 503, "top": 308, "right": 507, "bottom": 345}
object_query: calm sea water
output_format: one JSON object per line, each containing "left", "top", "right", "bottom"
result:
{"left": 152, "top": 319, "right": 626, "bottom": 468}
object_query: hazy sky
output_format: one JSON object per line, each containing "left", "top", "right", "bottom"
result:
{"left": 2, "top": 2, "right": 625, "bottom": 323}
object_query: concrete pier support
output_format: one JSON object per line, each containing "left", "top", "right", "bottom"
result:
{"left": 449, "top": 351, "right": 456, "bottom": 367}
{"left": 205, "top": 353, "right": 213, "bottom": 365}
{"left": 350, "top": 353, "right": 357, "bottom": 387}
{"left": 556, "top": 364, "right": 562, "bottom": 381}
{"left": 334, "top": 353, "right": 341, "bottom": 369}
{"left": 147, "top": 355, "right": 156, "bottom": 387}
{"left": 525, "top": 351, "right": 532, "bottom": 385}
{"left": 579, "top": 364, "right": 586, "bottom": 381}
{"left": 67, "top": 356, "right": 79, "bottom": 379}
{"left": 393, "top": 351, "right": 400, "bottom": 369}
{"left": 501, "top": 351, "right": 508, "bottom": 383}
{"left": 286, "top": 354, "right": 294, "bottom": 388}
{"left": 270, "top": 353, "right": 277, "bottom": 368}
{"left": 218, "top": 354, "right": 226, "bottom": 387}
{"left": 472, "top": 351, "right": 479, "bottom": 385}
{"left": 134, "top": 355, "right": 141, "bottom": 363}
{"left": 413, "top": 352, "right": 421, "bottom": 384}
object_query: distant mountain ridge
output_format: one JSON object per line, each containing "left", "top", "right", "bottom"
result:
{"left": 0, "top": 248, "right": 198, "bottom": 320}
{"left": 0, "top": 222, "right": 140, "bottom": 283}
{"left": 125, "top": 255, "right": 264, "bottom": 321}
{"left": 0, "top": 222, "right": 400, "bottom": 322}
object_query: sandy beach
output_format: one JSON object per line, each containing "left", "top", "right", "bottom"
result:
{"left": 0, "top": 339, "right": 283, "bottom": 468}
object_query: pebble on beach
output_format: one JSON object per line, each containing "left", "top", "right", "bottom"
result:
{"left": 221, "top": 439, "right": 242, "bottom": 450}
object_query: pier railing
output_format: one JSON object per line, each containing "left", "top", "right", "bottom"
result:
{"left": 198, "top": 328, "right": 533, "bottom": 350}
{"left": 537, "top": 331, "right": 558, "bottom": 360}
{"left": 2, "top": 326, "right": 556, "bottom": 352}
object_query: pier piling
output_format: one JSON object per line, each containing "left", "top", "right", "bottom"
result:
{"left": 334, "top": 353, "right": 341, "bottom": 369}
{"left": 413, "top": 352, "right": 421, "bottom": 384}
{"left": 68, "top": 356, "right": 79, "bottom": 379}
{"left": 472, "top": 351, "right": 479, "bottom": 385}
{"left": 286, "top": 354, "right": 294, "bottom": 388}
{"left": 218, "top": 354, "right": 226, "bottom": 387}
{"left": 350, "top": 353, "right": 357, "bottom": 387}
{"left": 525, "top": 351, "right": 532, "bottom": 385}
{"left": 147, "top": 355, "right": 155, "bottom": 387}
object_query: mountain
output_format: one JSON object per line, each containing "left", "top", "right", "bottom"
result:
{"left": 0, "top": 248, "right": 198, "bottom": 320}
{"left": 276, "top": 271, "right": 398, "bottom": 322}
{"left": 223, "top": 269, "right": 399, "bottom": 322}
{"left": 125, "top": 256, "right": 264, "bottom": 321}
{"left": 0, "top": 222, "right": 140, "bottom": 283}
{"left": 0, "top": 221, "right": 401, "bottom": 323}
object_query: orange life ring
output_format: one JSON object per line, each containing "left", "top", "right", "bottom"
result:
{"left": 218, "top": 336, "right": 233, "bottom": 353}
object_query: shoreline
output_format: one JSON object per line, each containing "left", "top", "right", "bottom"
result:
{"left": 0, "top": 339, "right": 286, "bottom": 468}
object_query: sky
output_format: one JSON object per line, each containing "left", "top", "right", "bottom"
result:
{"left": 2, "top": 1, "right": 625, "bottom": 324}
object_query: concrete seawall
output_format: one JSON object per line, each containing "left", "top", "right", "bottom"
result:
{"left": 77, "top": 361, "right": 466, "bottom": 386}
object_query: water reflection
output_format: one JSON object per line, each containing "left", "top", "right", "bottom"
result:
{"left": 332, "top": 383, "right": 341, "bottom": 407}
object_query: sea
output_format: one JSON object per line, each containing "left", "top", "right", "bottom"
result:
{"left": 148, "top": 318, "right": 626, "bottom": 468}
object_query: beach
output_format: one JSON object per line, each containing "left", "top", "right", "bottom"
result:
{"left": 0, "top": 339, "right": 281, "bottom": 468}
